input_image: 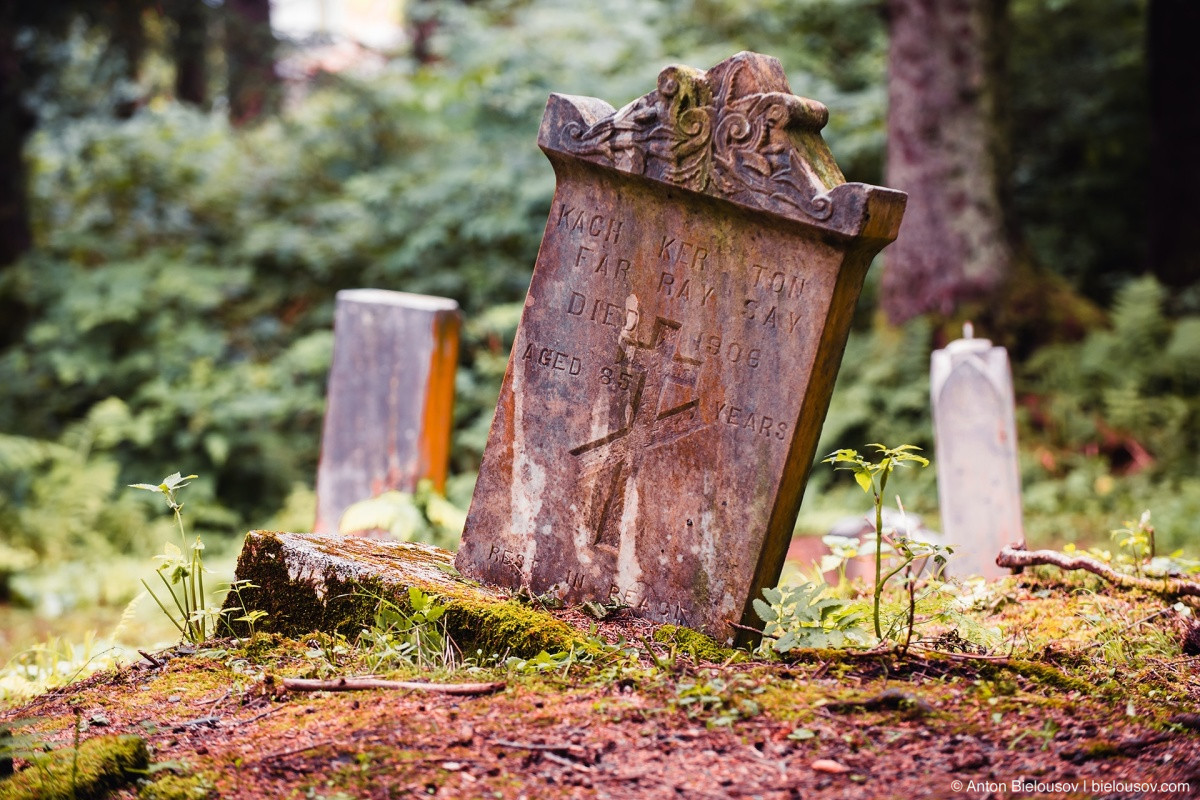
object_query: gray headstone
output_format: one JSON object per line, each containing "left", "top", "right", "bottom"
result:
{"left": 313, "top": 289, "right": 461, "bottom": 535}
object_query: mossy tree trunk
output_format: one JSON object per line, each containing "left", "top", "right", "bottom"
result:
{"left": 108, "top": 0, "right": 148, "bottom": 118}
{"left": 0, "top": 0, "right": 33, "bottom": 270}
{"left": 1147, "top": 0, "right": 1200, "bottom": 289}
{"left": 225, "top": 0, "right": 277, "bottom": 125}
{"left": 882, "top": 0, "right": 1014, "bottom": 324}
{"left": 170, "top": 0, "right": 209, "bottom": 107}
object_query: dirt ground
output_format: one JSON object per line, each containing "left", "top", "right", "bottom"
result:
{"left": 5, "top": 575, "right": 1200, "bottom": 800}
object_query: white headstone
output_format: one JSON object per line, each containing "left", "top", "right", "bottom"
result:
{"left": 930, "top": 323, "right": 1025, "bottom": 578}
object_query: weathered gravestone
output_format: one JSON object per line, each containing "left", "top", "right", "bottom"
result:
{"left": 313, "top": 289, "right": 461, "bottom": 535}
{"left": 931, "top": 323, "right": 1025, "bottom": 578}
{"left": 456, "top": 52, "right": 907, "bottom": 645}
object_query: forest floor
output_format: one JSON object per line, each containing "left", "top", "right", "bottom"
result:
{"left": 4, "top": 571, "right": 1200, "bottom": 800}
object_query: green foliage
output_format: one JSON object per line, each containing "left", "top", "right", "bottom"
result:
{"left": 222, "top": 580, "right": 267, "bottom": 639}
{"left": 822, "top": 444, "right": 936, "bottom": 642}
{"left": 503, "top": 635, "right": 633, "bottom": 677}
{"left": 337, "top": 480, "right": 466, "bottom": 550}
{"left": 1022, "top": 276, "right": 1200, "bottom": 550}
{"left": 0, "top": 580, "right": 183, "bottom": 701}
{"left": 132, "top": 473, "right": 219, "bottom": 644}
{"left": 0, "top": 0, "right": 894, "bottom": 547}
{"left": 1026, "top": 277, "right": 1199, "bottom": 466}
{"left": 1009, "top": 0, "right": 1149, "bottom": 298}
{"left": 1110, "top": 510, "right": 1154, "bottom": 577}
{"left": 825, "top": 444, "right": 930, "bottom": 495}
{"left": 0, "top": 424, "right": 161, "bottom": 569}
{"left": 303, "top": 588, "right": 457, "bottom": 678}
{"left": 358, "top": 588, "right": 453, "bottom": 672}
{"left": 753, "top": 583, "right": 868, "bottom": 652}
{"left": 672, "top": 671, "right": 764, "bottom": 727}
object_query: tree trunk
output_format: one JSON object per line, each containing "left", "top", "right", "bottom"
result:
{"left": 108, "top": 0, "right": 147, "bottom": 118}
{"left": 225, "top": 0, "right": 277, "bottom": 124}
{"left": 1147, "top": 0, "right": 1200, "bottom": 289}
{"left": 0, "top": 0, "right": 32, "bottom": 268}
{"left": 882, "top": 0, "right": 1013, "bottom": 324}
{"left": 170, "top": 0, "right": 208, "bottom": 107}
{"left": 409, "top": 0, "right": 440, "bottom": 65}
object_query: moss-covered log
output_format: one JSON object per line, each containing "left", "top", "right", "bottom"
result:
{"left": 225, "top": 531, "right": 582, "bottom": 658}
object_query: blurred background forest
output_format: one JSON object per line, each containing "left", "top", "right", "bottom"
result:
{"left": 0, "top": 0, "right": 1197, "bottom": 687}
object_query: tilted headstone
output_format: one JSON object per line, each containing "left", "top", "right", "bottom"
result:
{"left": 313, "top": 289, "right": 461, "bottom": 535}
{"left": 456, "top": 52, "right": 907, "bottom": 645}
{"left": 930, "top": 323, "right": 1025, "bottom": 578}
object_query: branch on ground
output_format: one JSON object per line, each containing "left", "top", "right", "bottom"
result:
{"left": 280, "top": 677, "right": 505, "bottom": 695}
{"left": 996, "top": 543, "right": 1200, "bottom": 600}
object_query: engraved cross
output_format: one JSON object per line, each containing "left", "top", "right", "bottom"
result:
{"left": 570, "top": 317, "right": 704, "bottom": 548}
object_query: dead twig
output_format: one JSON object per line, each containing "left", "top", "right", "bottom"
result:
{"left": 137, "top": 650, "right": 164, "bottom": 668}
{"left": 543, "top": 751, "right": 592, "bottom": 772}
{"left": 487, "top": 738, "right": 587, "bottom": 757}
{"left": 810, "top": 658, "right": 835, "bottom": 680}
{"left": 909, "top": 646, "right": 1011, "bottom": 662}
{"left": 260, "top": 739, "right": 334, "bottom": 762}
{"left": 996, "top": 544, "right": 1200, "bottom": 599}
{"left": 234, "top": 705, "right": 287, "bottom": 726}
{"left": 281, "top": 677, "right": 505, "bottom": 696}
{"left": 193, "top": 689, "right": 230, "bottom": 707}
{"left": 170, "top": 715, "right": 221, "bottom": 731}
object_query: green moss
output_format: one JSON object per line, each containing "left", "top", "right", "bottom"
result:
{"left": 653, "top": 624, "right": 743, "bottom": 663}
{"left": 0, "top": 734, "right": 148, "bottom": 800}
{"left": 1085, "top": 740, "right": 1119, "bottom": 758}
{"left": 776, "top": 647, "right": 858, "bottom": 664}
{"left": 981, "top": 660, "right": 1093, "bottom": 695}
{"left": 446, "top": 599, "right": 581, "bottom": 658}
{"left": 139, "top": 773, "right": 216, "bottom": 800}
{"left": 1068, "top": 739, "right": 1120, "bottom": 762}
{"left": 238, "top": 633, "right": 285, "bottom": 662}
{"left": 753, "top": 678, "right": 832, "bottom": 719}
{"left": 222, "top": 533, "right": 382, "bottom": 637}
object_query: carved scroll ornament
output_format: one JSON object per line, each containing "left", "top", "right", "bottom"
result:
{"left": 546, "top": 52, "right": 839, "bottom": 222}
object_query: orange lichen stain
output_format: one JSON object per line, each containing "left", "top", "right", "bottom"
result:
{"left": 419, "top": 310, "right": 461, "bottom": 493}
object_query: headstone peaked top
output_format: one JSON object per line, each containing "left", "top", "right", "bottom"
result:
{"left": 313, "top": 289, "right": 460, "bottom": 535}
{"left": 456, "top": 52, "right": 907, "bottom": 645}
{"left": 931, "top": 323, "right": 1025, "bottom": 579}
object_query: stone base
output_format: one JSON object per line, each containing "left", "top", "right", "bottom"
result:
{"left": 226, "top": 531, "right": 581, "bottom": 659}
